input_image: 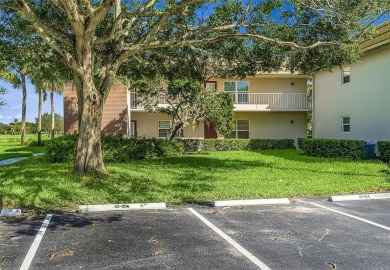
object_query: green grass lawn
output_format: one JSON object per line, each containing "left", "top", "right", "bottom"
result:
{"left": 0, "top": 134, "right": 46, "bottom": 160}
{"left": 0, "top": 150, "right": 389, "bottom": 212}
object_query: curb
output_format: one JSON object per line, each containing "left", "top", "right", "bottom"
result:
{"left": 78, "top": 203, "right": 166, "bottom": 212}
{"left": 329, "top": 193, "right": 390, "bottom": 202}
{"left": 0, "top": 209, "right": 22, "bottom": 217}
{"left": 213, "top": 198, "right": 290, "bottom": 207}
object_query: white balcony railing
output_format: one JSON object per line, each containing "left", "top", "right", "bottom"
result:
{"left": 130, "top": 92, "right": 311, "bottom": 111}
{"left": 230, "top": 93, "right": 310, "bottom": 110}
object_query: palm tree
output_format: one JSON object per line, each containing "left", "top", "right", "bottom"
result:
{"left": 49, "top": 83, "right": 63, "bottom": 139}
{"left": 0, "top": 13, "right": 46, "bottom": 145}
{"left": 31, "top": 67, "right": 63, "bottom": 140}
{"left": 0, "top": 69, "right": 28, "bottom": 145}
{"left": 31, "top": 83, "right": 47, "bottom": 146}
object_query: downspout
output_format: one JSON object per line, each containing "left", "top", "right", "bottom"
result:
{"left": 311, "top": 74, "right": 315, "bottom": 138}
{"left": 127, "top": 88, "right": 131, "bottom": 138}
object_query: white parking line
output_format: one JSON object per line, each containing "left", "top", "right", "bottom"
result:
{"left": 20, "top": 214, "right": 53, "bottom": 270}
{"left": 188, "top": 208, "right": 271, "bottom": 270}
{"left": 305, "top": 201, "right": 390, "bottom": 231}
{"left": 213, "top": 198, "right": 290, "bottom": 207}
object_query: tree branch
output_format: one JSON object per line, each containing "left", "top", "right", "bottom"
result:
{"left": 14, "top": 0, "right": 73, "bottom": 47}
{"left": 0, "top": 1, "right": 18, "bottom": 10}
{"left": 85, "top": 0, "right": 114, "bottom": 38}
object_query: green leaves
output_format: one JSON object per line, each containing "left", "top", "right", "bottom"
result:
{"left": 135, "top": 78, "right": 235, "bottom": 140}
{"left": 301, "top": 138, "right": 365, "bottom": 160}
{"left": 0, "top": 87, "right": 6, "bottom": 109}
{"left": 204, "top": 91, "right": 235, "bottom": 136}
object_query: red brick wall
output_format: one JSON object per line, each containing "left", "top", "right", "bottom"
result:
{"left": 63, "top": 82, "right": 128, "bottom": 136}
{"left": 63, "top": 82, "right": 78, "bottom": 134}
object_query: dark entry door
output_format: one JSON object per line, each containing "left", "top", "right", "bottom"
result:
{"left": 204, "top": 123, "right": 217, "bottom": 139}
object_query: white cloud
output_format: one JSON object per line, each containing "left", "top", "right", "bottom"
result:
{"left": 0, "top": 115, "right": 3, "bottom": 119}
{"left": 11, "top": 105, "right": 22, "bottom": 111}
{"left": 6, "top": 114, "right": 21, "bottom": 120}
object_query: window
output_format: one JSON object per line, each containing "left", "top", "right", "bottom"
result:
{"left": 158, "top": 120, "right": 183, "bottom": 138}
{"left": 225, "top": 120, "right": 250, "bottom": 139}
{"left": 205, "top": 81, "right": 217, "bottom": 90}
{"left": 342, "top": 116, "right": 350, "bottom": 133}
{"left": 224, "top": 81, "right": 249, "bottom": 103}
{"left": 342, "top": 66, "right": 350, "bottom": 84}
{"left": 130, "top": 121, "right": 137, "bottom": 137}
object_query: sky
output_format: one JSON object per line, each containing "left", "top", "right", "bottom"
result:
{"left": 0, "top": 5, "right": 388, "bottom": 125}
{"left": 0, "top": 78, "right": 63, "bottom": 124}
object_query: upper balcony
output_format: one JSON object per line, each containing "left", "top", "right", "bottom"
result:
{"left": 129, "top": 92, "right": 311, "bottom": 112}
{"left": 229, "top": 93, "right": 310, "bottom": 111}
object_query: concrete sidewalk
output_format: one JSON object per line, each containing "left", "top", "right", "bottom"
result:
{"left": 0, "top": 153, "right": 44, "bottom": 166}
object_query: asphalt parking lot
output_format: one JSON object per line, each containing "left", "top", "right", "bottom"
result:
{"left": 1, "top": 198, "right": 389, "bottom": 270}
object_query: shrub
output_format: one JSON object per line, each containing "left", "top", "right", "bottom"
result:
{"left": 46, "top": 134, "right": 185, "bottom": 163}
{"left": 301, "top": 138, "right": 365, "bottom": 159}
{"left": 153, "top": 139, "right": 185, "bottom": 157}
{"left": 247, "top": 139, "right": 295, "bottom": 150}
{"left": 181, "top": 139, "right": 202, "bottom": 152}
{"left": 45, "top": 134, "right": 77, "bottom": 163}
{"left": 181, "top": 138, "right": 295, "bottom": 152}
{"left": 377, "top": 141, "right": 390, "bottom": 163}
{"left": 297, "top": 138, "right": 305, "bottom": 149}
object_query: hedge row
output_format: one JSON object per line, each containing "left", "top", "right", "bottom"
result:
{"left": 46, "top": 136, "right": 296, "bottom": 163}
{"left": 182, "top": 138, "right": 295, "bottom": 152}
{"left": 377, "top": 141, "right": 390, "bottom": 163}
{"left": 45, "top": 135, "right": 185, "bottom": 163}
{"left": 299, "top": 138, "right": 365, "bottom": 160}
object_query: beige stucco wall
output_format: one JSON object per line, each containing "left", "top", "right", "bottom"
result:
{"left": 313, "top": 46, "right": 390, "bottom": 142}
{"left": 233, "top": 112, "right": 308, "bottom": 141}
{"left": 210, "top": 76, "right": 308, "bottom": 94}
{"left": 131, "top": 111, "right": 307, "bottom": 142}
{"left": 130, "top": 111, "right": 204, "bottom": 138}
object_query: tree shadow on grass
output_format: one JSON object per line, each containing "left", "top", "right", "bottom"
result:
{"left": 4, "top": 146, "right": 45, "bottom": 153}
{"left": 1, "top": 153, "right": 388, "bottom": 217}
{"left": 132, "top": 153, "right": 387, "bottom": 178}
{"left": 247, "top": 150, "right": 388, "bottom": 178}
{"left": 0, "top": 158, "right": 166, "bottom": 211}
{"left": 250, "top": 149, "right": 351, "bottom": 164}
{"left": 133, "top": 154, "right": 272, "bottom": 171}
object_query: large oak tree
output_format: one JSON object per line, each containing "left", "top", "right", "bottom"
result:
{"left": 1, "top": 0, "right": 388, "bottom": 173}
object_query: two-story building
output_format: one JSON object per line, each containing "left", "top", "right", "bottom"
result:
{"left": 64, "top": 73, "right": 311, "bottom": 143}
{"left": 312, "top": 21, "right": 390, "bottom": 143}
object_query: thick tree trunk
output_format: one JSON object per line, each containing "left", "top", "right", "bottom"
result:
{"left": 71, "top": 18, "right": 118, "bottom": 174}
{"left": 73, "top": 42, "right": 108, "bottom": 174}
{"left": 37, "top": 90, "right": 42, "bottom": 146}
{"left": 50, "top": 90, "right": 55, "bottom": 139}
{"left": 20, "top": 74, "right": 27, "bottom": 146}
{"left": 74, "top": 83, "right": 106, "bottom": 174}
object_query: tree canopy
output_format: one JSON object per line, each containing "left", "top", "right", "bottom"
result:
{"left": 35, "top": 113, "right": 64, "bottom": 135}
{"left": 135, "top": 79, "right": 235, "bottom": 140}
{"left": 0, "top": 0, "right": 388, "bottom": 173}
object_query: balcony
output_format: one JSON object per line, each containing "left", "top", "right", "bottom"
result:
{"left": 129, "top": 92, "right": 311, "bottom": 111}
{"left": 230, "top": 93, "right": 311, "bottom": 111}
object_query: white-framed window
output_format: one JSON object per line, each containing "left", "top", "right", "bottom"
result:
{"left": 158, "top": 120, "right": 183, "bottom": 138}
{"left": 225, "top": 120, "right": 250, "bottom": 139}
{"left": 224, "top": 81, "right": 249, "bottom": 103}
{"left": 205, "top": 81, "right": 217, "bottom": 90}
{"left": 341, "top": 116, "right": 350, "bottom": 133}
{"left": 342, "top": 66, "right": 350, "bottom": 85}
{"left": 130, "top": 121, "right": 137, "bottom": 137}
